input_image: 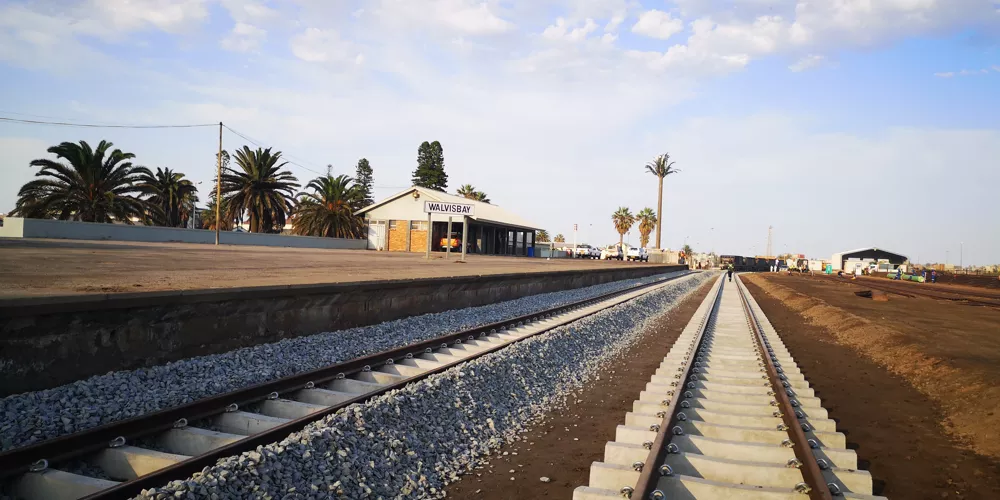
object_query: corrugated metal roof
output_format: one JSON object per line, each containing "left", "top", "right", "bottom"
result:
{"left": 355, "top": 186, "right": 542, "bottom": 230}
{"left": 833, "top": 247, "right": 908, "bottom": 259}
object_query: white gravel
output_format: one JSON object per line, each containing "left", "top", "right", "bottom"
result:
{"left": 136, "top": 272, "right": 713, "bottom": 499}
{"left": 0, "top": 271, "right": 688, "bottom": 452}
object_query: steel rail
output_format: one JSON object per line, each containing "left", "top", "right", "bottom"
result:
{"left": 630, "top": 276, "right": 724, "bottom": 499}
{"left": 825, "top": 275, "right": 1000, "bottom": 307}
{"left": 735, "top": 276, "right": 832, "bottom": 500}
{"left": 0, "top": 272, "right": 692, "bottom": 498}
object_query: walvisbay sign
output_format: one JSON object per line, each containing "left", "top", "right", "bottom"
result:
{"left": 423, "top": 201, "right": 476, "bottom": 216}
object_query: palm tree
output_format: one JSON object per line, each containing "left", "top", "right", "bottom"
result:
{"left": 137, "top": 167, "right": 198, "bottom": 227}
{"left": 11, "top": 140, "right": 151, "bottom": 223}
{"left": 457, "top": 184, "right": 490, "bottom": 203}
{"left": 537, "top": 229, "right": 550, "bottom": 242}
{"left": 200, "top": 196, "right": 232, "bottom": 231}
{"left": 645, "top": 153, "right": 680, "bottom": 249}
{"left": 291, "top": 174, "right": 365, "bottom": 238}
{"left": 221, "top": 146, "right": 299, "bottom": 233}
{"left": 612, "top": 207, "right": 635, "bottom": 250}
{"left": 554, "top": 233, "right": 566, "bottom": 243}
{"left": 636, "top": 207, "right": 657, "bottom": 248}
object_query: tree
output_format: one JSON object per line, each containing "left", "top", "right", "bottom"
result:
{"left": 636, "top": 207, "right": 657, "bottom": 248}
{"left": 221, "top": 146, "right": 299, "bottom": 233}
{"left": 291, "top": 174, "right": 365, "bottom": 238}
{"left": 200, "top": 196, "right": 232, "bottom": 231}
{"left": 537, "top": 229, "right": 550, "bottom": 242}
{"left": 412, "top": 140, "right": 448, "bottom": 190}
{"left": 355, "top": 158, "right": 374, "bottom": 207}
{"left": 682, "top": 244, "right": 694, "bottom": 258}
{"left": 612, "top": 207, "right": 635, "bottom": 249}
{"left": 645, "top": 153, "right": 680, "bottom": 249}
{"left": 11, "top": 140, "right": 151, "bottom": 223}
{"left": 554, "top": 233, "right": 566, "bottom": 243}
{"left": 137, "top": 167, "right": 199, "bottom": 227}
{"left": 457, "top": 184, "right": 490, "bottom": 203}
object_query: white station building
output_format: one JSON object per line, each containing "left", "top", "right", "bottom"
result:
{"left": 355, "top": 186, "right": 543, "bottom": 256}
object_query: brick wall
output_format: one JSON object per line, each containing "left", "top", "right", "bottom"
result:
{"left": 409, "top": 229, "right": 428, "bottom": 252}
{"left": 388, "top": 222, "right": 408, "bottom": 252}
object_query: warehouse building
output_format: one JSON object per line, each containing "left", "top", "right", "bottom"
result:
{"left": 832, "top": 247, "right": 908, "bottom": 272}
{"left": 356, "top": 186, "right": 542, "bottom": 256}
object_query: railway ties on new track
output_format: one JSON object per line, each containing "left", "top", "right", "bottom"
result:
{"left": 0, "top": 272, "right": 693, "bottom": 500}
{"left": 576, "top": 274, "right": 886, "bottom": 500}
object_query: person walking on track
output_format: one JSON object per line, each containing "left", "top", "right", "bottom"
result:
{"left": 727, "top": 263, "right": 734, "bottom": 282}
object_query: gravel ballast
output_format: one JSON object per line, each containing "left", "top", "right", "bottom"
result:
{"left": 0, "top": 271, "right": 688, "bottom": 452}
{"left": 137, "top": 272, "right": 714, "bottom": 499}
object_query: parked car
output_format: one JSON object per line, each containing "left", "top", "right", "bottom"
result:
{"left": 439, "top": 232, "right": 460, "bottom": 250}
{"left": 573, "top": 244, "right": 593, "bottom": 259}
{"left": 601, "top": 245, "right": 623, "bottom": 260}
{"left": 588, "top": 246, "right": 602, "bottom": 259}
{"left": 626, "top": 247, "right": 648, "bottom": 262}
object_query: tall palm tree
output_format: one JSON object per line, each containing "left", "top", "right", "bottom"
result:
{"left": 221, "top": 146, "right": 299, "bottom": 233}
{"left": 457, "top": 184, "right": 490, "bottom": 203}
{"left": 636, "top": 207, "right": 657, "bottom": 248}
{"left": 645, "top": 153, "right": 680, "bottom": 249}
{"left": 291, "top": 174, "right": 365, "bottom": 238}
{"left": 137, "top": 167, "right": 198, "bottom": 227}
{"left": 612, "top": 206, "right": 635, "bottom": 249}
{"left": 554, "top": 233, "right": 566, "bottom": 243}
{"left": 536, "top": 229, "right": 550, "bottom": 242}
{"left": 11, "top": 140, "right": 151, "bottom": 223}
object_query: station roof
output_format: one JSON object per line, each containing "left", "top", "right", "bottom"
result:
{"left": 356, "top": 186, "right": 543, "bottom": 231}
{"left": 833, "top": 247, "right": 908, "bottom": 261}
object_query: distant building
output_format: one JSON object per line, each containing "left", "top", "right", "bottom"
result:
{"left": 831, "top": 247, "right": 908, "bottom": 272}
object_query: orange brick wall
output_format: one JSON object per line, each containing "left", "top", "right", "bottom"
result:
{"left": 409, "top": 230, "right": 428, "bottom": 252}
{"left": 388, "top": 223, "right": 408, "bottom": 252}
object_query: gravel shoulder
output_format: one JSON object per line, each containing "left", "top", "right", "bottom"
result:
{"left": 444, "top": 276, "right": 715, "bottom": 498}
{"left": 0, "top": 272, "right": 687, "bottom": 453}
{"left": 744, "top": 274, "right": 1000, "bottom": 499}
{"left": 135, "top": 272, "right": 714, "bottom": 499}
{"left": 0, "top": 238, "right": 646, "bottom": 298}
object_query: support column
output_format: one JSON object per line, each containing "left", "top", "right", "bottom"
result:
{"left": 446, "top": 216, "right": 453, "bottom": 260}
{"left": 425, "top": 213, "right": 432, "bottom": 259}
{"left": 460, "top": 216, "right": 468, "bottom": 262}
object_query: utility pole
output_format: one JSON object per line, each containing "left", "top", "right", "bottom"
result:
{"left": 215, "top": 122, "right": 223, "bottom": 245}
{"left": 765, "top": 225, "right": 773, "bottom": 258}
{"left": 573, "top": 223, "right": 578, "bottom": 253}
{"left": 960, "top": 242, "right": 963, "bottom": 270}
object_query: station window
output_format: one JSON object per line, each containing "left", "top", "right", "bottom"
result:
{"left": 412, "top": 221, "right": 428, "bottom": 230}
{"left": 389, "top": 220, "right": 399, "bottom": 230}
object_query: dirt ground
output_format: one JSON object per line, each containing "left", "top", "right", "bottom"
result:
{"left": 744, "top": 273, "right": 1000, "bottom": 499}
{"left": 0, "top": 239, "right": 649, "bottom": 298}
{"left": 444, "top": 277, "right": 715, "bottom": 498}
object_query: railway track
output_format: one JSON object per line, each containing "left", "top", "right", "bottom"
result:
{"left": 0, "top": 272, "right": 693, "bottom": 500}
{"left": 575, "top": 275, "right": 886, "bottom": 499}
{"left": 826, "top": 275, "right": 1000, "bottom": 308}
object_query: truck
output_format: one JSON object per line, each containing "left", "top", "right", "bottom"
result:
{"left": 573, "top": 244, "right": 595, "bottom": 259}
{"left": 626, "top": 247, "right": 648, "bottom": 262}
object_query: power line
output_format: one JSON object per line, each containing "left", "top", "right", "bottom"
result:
{"left": 0, "top": 116, "right": 217, "bottom": 129}
{"left": 222, "top": 124, "right": 329, "bottom": 177}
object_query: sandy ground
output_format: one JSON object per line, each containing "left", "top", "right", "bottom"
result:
{"left": 444, "top": 277, "right": 715, "bottom": 498}
{"left": 0, "top": 239, "right": 651, "bottom": 298}
{"left": 744, "top": 273, "right": 1000, "bottom": 498}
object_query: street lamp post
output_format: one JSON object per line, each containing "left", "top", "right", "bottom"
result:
{"left": 960, "top": 241, "right": 964, "bottom": 270}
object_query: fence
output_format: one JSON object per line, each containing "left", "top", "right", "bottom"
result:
{"left": 0, "top": 217, "right": 367, "bottom": 250}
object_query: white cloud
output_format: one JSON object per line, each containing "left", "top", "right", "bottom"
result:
{"left": 631, "top": 10, "right": 684, "bottom": 40}
{"left": 601, "top": 33, "right": 618, "bottom": 44}
{"left": 219, "top": 0, "right": 277, "bottom": 23}
{"left": 605, "top": 13, "right": 625, "bottom": 32}
{"left": 220, "top": 22, "right": 266, "bottom": 52}
{"left": 788, "top": 54, "right": 824, "bottom": 72}
{"left": 542, "top": 17, "right": 599, "bottom": 42}
{"left": 935, "top": 68, "right": 995, "bottom": 77}
{"left": 290, "top": 28, "right": 361, "bottom": 63}
{"left": 994, "top": 65, "right": 1000, "bottom": 72}
{"left": 89, "top": 0, "right": 210, "bottom": 33}
{"left": 376, "top": 0, "right": 513, "bottom": 35}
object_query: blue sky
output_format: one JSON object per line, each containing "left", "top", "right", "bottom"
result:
{"left": 1, "top": 0, "right": 998, "bottom": 265}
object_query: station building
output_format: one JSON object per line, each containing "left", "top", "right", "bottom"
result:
{"left": 356, "top": 186, "right": 542, "bottom": 256}
{"left": 831, "top": 247, "right": 908, "bottom": 272}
